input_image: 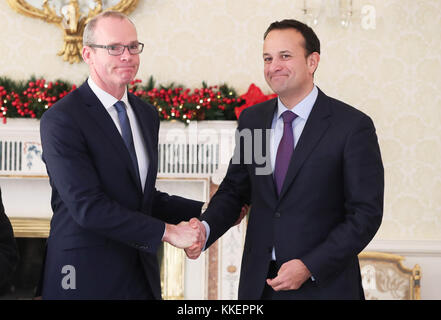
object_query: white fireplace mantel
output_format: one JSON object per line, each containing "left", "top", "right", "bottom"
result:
{"left": 0, "top": 118, "right": 239, "bottom": 179}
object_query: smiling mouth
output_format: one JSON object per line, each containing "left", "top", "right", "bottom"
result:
{"left": 271, "top": 75, "right": 288, "bottom": 80}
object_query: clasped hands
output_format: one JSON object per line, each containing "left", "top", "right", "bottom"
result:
{"left": 162, "top": 204, "right": 311, "bottom": 291}
{"left": 162, "top": 205, "right": 249, "bottom": 260}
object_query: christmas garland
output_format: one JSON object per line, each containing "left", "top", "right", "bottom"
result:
{"left": 0, "top": 76, "right": 276, "bottom": 124}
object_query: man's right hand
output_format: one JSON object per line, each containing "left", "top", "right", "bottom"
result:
{"left": 185, "top": 218, "right": 206, "bottom": 259}
{"left": 184, "top": 204, "right": 249, "bottom": 259}
{"left": 162, "top": 221, "right": 202, "bottom": 249}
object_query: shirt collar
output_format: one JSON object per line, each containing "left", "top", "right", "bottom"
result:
{"left": 276, "top": 85, "right": 318, "bottom": 121}
{"left": 87, "top": 77, "right": 129, "bottom": 111}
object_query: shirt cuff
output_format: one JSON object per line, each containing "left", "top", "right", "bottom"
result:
{"left": 201, "top": 220, "right": 210, "bottom": 251}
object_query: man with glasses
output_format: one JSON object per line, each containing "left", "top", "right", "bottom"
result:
{"left": 39, "top": 11, "right": 204, "bottom": 299}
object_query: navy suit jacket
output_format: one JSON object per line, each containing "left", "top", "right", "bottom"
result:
{"left": 201, "top": 88, "right": 384, "bottom": 299}
{"left": 40, "top": 81, "right": 203, "bottom": 299}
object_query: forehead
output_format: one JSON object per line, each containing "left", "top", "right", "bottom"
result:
{"left": 263, "top": 29, "right": 305, "bottom": 53}
{"left": 94, "top": 17, "right": 138, "bottom": 43}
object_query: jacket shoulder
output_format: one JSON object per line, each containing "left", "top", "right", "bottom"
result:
{"left": 40, "top": 87, "right": 83, "bottom": 122}
{"left": 325, "top": 94, "right": 371, "bottom": 122}
{"left": 240, "top": 98, "right": 277, "bottom": 118}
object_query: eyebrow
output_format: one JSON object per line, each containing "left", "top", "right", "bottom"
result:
{"left": 263, "top": 50, "right": 292, "bottom": 56}
{"left": 106, "top": 41, "right": 139, "bottom": 45}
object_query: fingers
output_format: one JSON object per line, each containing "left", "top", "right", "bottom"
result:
{"left": 233, "top": 204, "right": 250, "bottom": 226}
{"left": 163, "top": 218, "right": 208, "bottom": 259}
{"left": 185, "top": 218, "right": 206, "bottom": 259}
{"left": 185, "top": 245, "right": 202, "bottom": 259}
{"left": 163, "top": 221, "right": 202, "bottom": 249}
{"left": 189, "top": 218, "right": 206, "bottom": 246}
{"left": 266, "top": 273, "right": 289, "bottom": 291}
{"left": 266, "top": 260, "right": 311, "bottom": 291}
{"left": 185, "top": 234, "right": 204, "bottom": 259}
{"left": 266, "top": 275, "right": 291, "bottom": 291}
{"left": 179, "top": 221, "right": 202, "bottom": 248}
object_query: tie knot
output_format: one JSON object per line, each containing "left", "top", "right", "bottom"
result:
{"left": 114, "top": 101, "right": 127, "bottom": 114}
{"left": 281, "top": 111, "right": 297, "bottom": 124}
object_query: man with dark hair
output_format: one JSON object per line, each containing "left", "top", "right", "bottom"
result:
{"left": 264, "top": 19, "right": 321, "bottom": 56}
{"left": 0, "top": 187, "right": 18, "bottom": 288}
{"left": 187, "top": 19, "right": 384, "bottom": 300}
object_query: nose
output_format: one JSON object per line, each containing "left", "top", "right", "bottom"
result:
{"left": 120, "top": 47, "right": 132, "bottom": 62}
{"left": 268, "top": 57, "right": 282, "bottom": 73}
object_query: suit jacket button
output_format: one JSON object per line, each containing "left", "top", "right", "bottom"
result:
{"left": 275, "top": 212, "right": 281, "bottom": 218}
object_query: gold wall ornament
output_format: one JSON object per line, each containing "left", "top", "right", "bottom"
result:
{"left": 7, "top": 0, "right": 139, "bottom": 64}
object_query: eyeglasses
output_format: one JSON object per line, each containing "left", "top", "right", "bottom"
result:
{"left": 87, "top": 42, "right": 144, "bottom": 56}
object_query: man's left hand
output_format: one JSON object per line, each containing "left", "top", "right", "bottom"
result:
{"left": 266, "top": 259, "right": 312, "bottom": 291}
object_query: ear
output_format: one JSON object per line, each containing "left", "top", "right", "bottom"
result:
{"left": 307, "top": 52, "right": 320, "bottom": 74}
{"left": 82, "top": 46, "right": 92, "bottom": 64}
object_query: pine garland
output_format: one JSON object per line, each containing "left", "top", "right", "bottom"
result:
{"left": 0, "top": 76, "right": 245, "bottom": 124}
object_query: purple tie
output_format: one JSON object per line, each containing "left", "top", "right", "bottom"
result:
{"left": 274, "top": 111, "right": 298, "bottom": 195}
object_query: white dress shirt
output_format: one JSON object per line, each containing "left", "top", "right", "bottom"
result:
{"left": 87, "top": 77, "right": 149, "bottom": 192}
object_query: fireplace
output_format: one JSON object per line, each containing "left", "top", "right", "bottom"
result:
{"left": 0, "top": 218, "right": 49, "bottom": 299}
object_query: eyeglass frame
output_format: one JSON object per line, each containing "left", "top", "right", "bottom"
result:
{"left": 86, "top": 42, "right": 144, "bottom": 56}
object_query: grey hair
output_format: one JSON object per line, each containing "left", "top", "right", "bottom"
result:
{"left": 83, "top": 11, "right": 135, "bottom": 46}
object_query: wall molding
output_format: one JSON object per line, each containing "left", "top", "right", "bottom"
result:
{"left": 365, "top": 239, "right": 441, "bottom": 256}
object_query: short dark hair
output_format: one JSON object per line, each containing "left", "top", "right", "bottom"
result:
{"left": 264, "top": 19, "right": 320, "bottom": 56}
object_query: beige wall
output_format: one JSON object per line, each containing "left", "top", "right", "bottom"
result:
{"left": 0, "top": 0, "right": 440, "bottom": 241}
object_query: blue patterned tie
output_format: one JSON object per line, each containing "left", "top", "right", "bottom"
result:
{"left": 274, "top": 111, "right": 298, "bottom": 195}
{"left": 114, "top": 101, "right": 140, "bottom": 179}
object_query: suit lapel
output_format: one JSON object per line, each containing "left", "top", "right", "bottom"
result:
{"left": 78, "top": 82, "right": 142, "bottom": 192}
{"left": 258, "top": 99, "right": 279, "bottom": 199}
{"left": 278, "top": 89, "right": 332, "bottom": 200}
{"left": 129, "top": 94, "right": 157, "bottom": 196}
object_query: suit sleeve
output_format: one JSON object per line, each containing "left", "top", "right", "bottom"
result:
{"left": 151, "top": 189, "right": 204, "bottom": 225}
{"left": 40, "top": 109, "right": 166, "bottom": 254}
{"left": 301, "top": 115, "right": 384, "bottom": 284}
{"left": 201, "top": 112, "right": 252, "bottom": 247}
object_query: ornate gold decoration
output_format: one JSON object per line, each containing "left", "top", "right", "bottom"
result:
{"left": 359, "top": 251, "right": 421, "bottom": 300}
{"left": 160, "top": 243, "right": 185, "bottom": 300}
{"left": 227, "top": 265, "right": 237, "bottom": 273}
{"left": 9, "top": 217, "right": 50, "bottom": 238}
{"left": 7, "top": 0, "right": 139, "bottom": 64}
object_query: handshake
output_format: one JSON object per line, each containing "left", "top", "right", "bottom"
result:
{"left": 162, "top": 204, "right": 249, "bottom": 259}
